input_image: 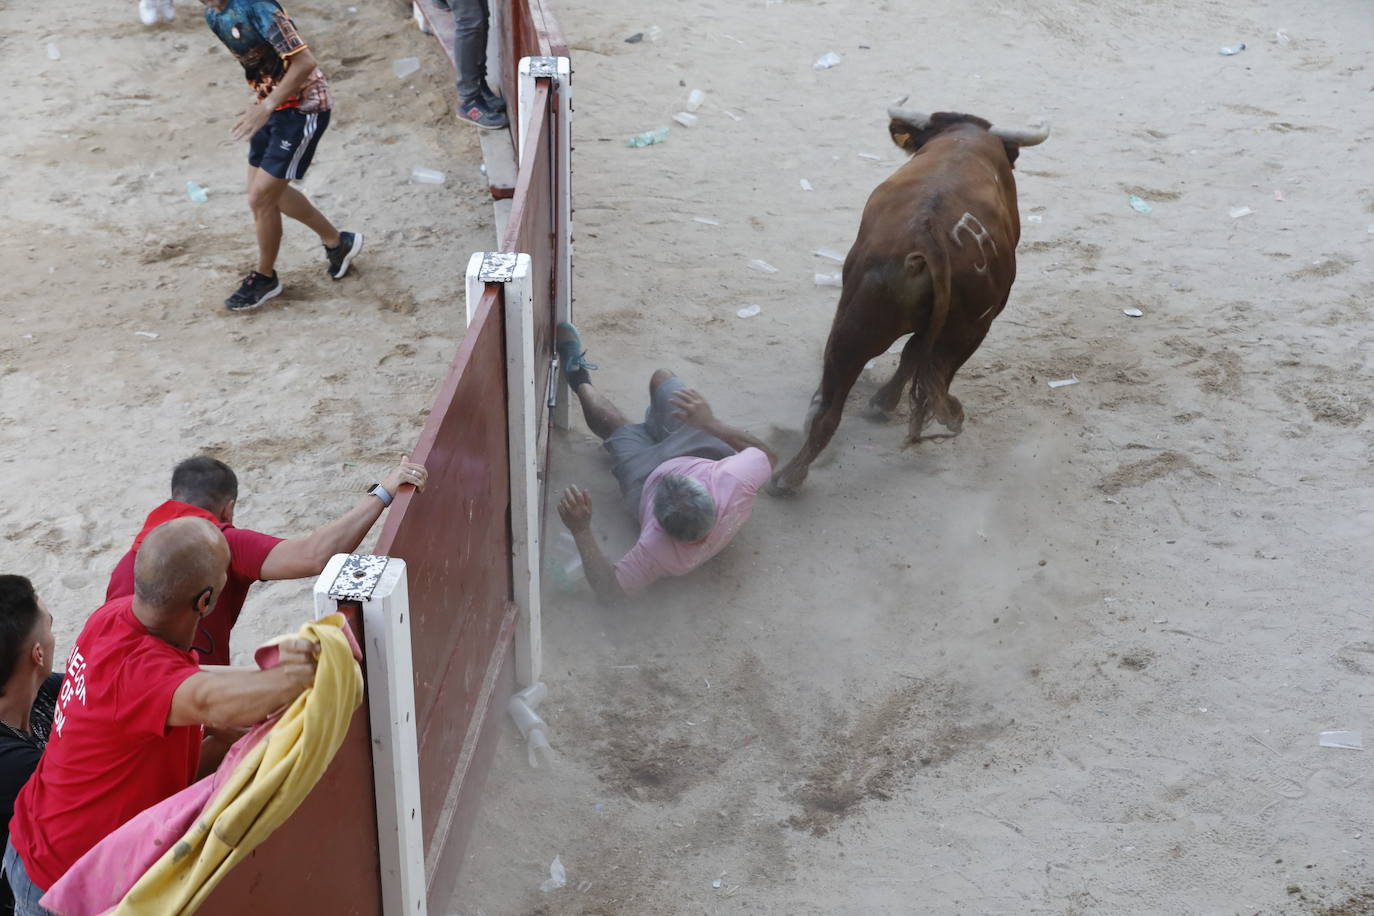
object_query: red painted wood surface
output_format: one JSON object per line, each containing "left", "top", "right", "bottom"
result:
{"left": 374, "top": 288, "right": 515, "bottom": 873}
{"left": 198, "top": 603, "right": 381, "bottom": 915}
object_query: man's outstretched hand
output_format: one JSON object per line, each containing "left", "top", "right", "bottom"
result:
{"left": 670, "top": 388, "right": 717, "bottom": 429}
{"left": 231, "top": 103, "right": 271, "bottom": 142}
{"left": 558, "top": 485, "right": 594, "bottom": 533}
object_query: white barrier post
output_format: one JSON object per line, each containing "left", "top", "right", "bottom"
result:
{"left": 314, "top": 554, "right": 427, "bottom": 916}
{"left": 473, "top": 252, "right": 543, "bottom": 687}
{"left": 463, "top": 252, "right": 487, "bottom": 327}
{"left": 516, "top": 55, "right": 574, "bottom": 431}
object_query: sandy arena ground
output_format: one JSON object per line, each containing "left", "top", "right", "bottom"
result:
{"left": 6, "top": 0, "right": 1374, "bottom": 913}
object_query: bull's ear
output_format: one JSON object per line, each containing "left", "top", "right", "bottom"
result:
{"left": 889, "top": 119, "right": 921, "bottom": 153}
{"left": 1001, "top": 141, "right": 1021, "bottom": 168}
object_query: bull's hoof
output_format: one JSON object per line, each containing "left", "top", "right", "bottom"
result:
{"left": 766, "top": 474, "right": 803, "bottom": 498}
{"left": 864, "top": 404, "right": 896, "bottom": 423}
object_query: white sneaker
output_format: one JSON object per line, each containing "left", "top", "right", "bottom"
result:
{"left": 157, "top": 0, "right": 175, "bottom": 20}
{"left": 138, "top": 0, "right": 158, "bottom": 25}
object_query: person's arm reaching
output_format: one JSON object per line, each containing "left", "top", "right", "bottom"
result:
{"left": 670, "top": 389, "right": 779, "bottom": 468}
{"left": 259, "top": 461, "right": 428, "bottom": 580}
{"left": 558, "top": 486, "right": 627, "bottom": 604}
{"left": 167, "top": 638, "right": 318, "bottom": 730}
{"left": 229, "top": 45, "right": 322, "bottom": 141}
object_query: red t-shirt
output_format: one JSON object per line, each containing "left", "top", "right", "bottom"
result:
{"left": 9, "top": 597, "right": 203, "bottom": 890}
{"left": 106, "top": 500, "right": 283, "bottom": 666}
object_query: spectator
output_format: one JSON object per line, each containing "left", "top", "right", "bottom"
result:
{"left": 452, "top": 0, "right": 509, "bottom": 129}
{"left": 0, "top": 578, "right": 60, "bottom": 916}
{"left": 5, "top": 518, "right": 319, "bottom": 914}
{"left": 553, "top": 323, "right": 778, "bottom": 601}
{"left": 200, "top": 0, "right": 364, "bottom": 310}
{"left": 106, "top": 456, "right": 427, "bottom": 666}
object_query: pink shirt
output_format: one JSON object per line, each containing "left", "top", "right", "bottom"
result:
{"left": 614, "top": 448, "right": 772, "bottom": 594}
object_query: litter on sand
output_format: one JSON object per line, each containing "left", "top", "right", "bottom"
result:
{"left": 746, "top": 259, "right": 778, "bottom": 273}
{"left": 1129, "top": 195, "right": 1152, "bottom": 213}
{"left": 628, "top": 127, "right": 670, "bottom": 147}
{"left": 692, "top": 216, "right": 721, "bottom": 226}
{"left": 1026, "top": 214, "right": 1043, "bottom": 223}
{"left": 814, "top": 247, "right": 845, "bottom": 262}
{"left": 1123, "top": 308, "right": 1144, "bottom": 318}
{"left": 799, "top": 178, "right": 814, "bottom": 191}
{"left": 46, "top": 43, "right": 60, "bottom": 60}
{"left": 1229, "top": 206, "right": 1254, "bottom": 219}
{"left": 736, "top": 304, "right": 762, "bottom": 318}
{"left": 186, "top": 181, "right": 209, "bottom": 203}
{"left": 540, "top": 856, "right": 567, "bottom": 892}
{"left": 858, "top": 152, "right": 882, "bottom": 161}
{"left": 410, "top": 166, "right": 445, "bottom": 184}
{"left": 1319, "top": 730, "right": 1363, "bottom": 750}
{"left": 1048, "top": 377, "right": 1080, "bottom": 388}
{"left": 686, "top": 89, "right": 705, "bottom": 111}
{"left": 392, "top": 57, "right": 420, "bottom": 78}
{"left": 1219, "top": 43, "right": 1247, "bottom": 55}
{"left": 813, "top": 51, "right": 842, "bottom": 70}
{"left": 671, "top": 111, "right": 699, "bottom": 127}
{"left": 814, "top": 272, "right": 842, "bottom": 287}
{"left": 1273, "top": 189, "right": 1284, "bottom": 202}
{"left": 134, "top": 331, "right": 160, "bottom": 339}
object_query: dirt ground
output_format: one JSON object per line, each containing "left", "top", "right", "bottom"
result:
{"left": 6, "top": 0, "right": 1374, "bottom": 913}
{"left": 453, "top": 0, "right": 1374, "bottom": 914}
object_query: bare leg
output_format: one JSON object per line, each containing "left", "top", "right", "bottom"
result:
{"left": 867, "top": 334, "right": 921, "bottom": 420}
{"left": 277, "top": 184, "right": 340, "bottom": 247}
{"left": 571, "top": 381, "right": 631, "bottom": 440}
{"left": 769, "top": 344, "right": 867, "bottom": 496}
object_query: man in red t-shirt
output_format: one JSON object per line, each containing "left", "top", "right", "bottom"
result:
{"left": 5, "top": 518, "right": 318, "bottom": 907}
{"left": 106, "top": 454, "right": 426, "bottom": 666}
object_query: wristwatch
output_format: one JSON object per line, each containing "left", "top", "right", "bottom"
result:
{"left": 367, "top": 483, "right": 394, "bottom": 507}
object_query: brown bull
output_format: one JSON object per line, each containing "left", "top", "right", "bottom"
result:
{"left": 769, "top": 108, "right": 1049, "bottom": 495}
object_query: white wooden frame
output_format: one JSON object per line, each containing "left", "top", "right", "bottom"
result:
{"left": 517, "top": 55, "right": 574, "bottom": 430}
{"left": 501, "top": 254, "right": 543, "bottom": 687}
{"left": 314, "top": 554, "right": 426, "bottom": 916}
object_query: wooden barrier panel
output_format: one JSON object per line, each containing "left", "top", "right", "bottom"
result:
{"left": 373, "top": 288, "right": 518, "bottom": 911}
{"left": 198, "top": 603, "right": 381, "bottom": 916}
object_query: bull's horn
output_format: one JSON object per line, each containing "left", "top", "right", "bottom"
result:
{"left": 887, "top": 106, "right": 931, "bottom": 127}
{"left": 990, "top": 122, "right": 1051, "bottom": 146}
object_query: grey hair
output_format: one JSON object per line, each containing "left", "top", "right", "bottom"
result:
{"left": 652, "top": 474, "right": 716, "bottom": 543}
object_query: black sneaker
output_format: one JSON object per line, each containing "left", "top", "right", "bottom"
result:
{"left": 555, "top": 322, "right": 597, "bottom": 386}
{"left": 457, "top": 97, "right": 509, "bottom": 130}
{"left": 480, "top": 84, "right": 506, "bottom": 113}
{"left": 225, "top": 271, "right": 282, "bottom": 311}
{"left": 325, "top": 231, "right": 364, "bottom": 280}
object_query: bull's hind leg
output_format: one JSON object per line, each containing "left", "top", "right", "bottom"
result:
{"left": 907, "top": 329, "right": 987, "bottom": 444}
{"left": 769, "top": 346, "right": 868, "bottom": 496}
{"left": 866, "top": 334, "right": 920, "bottom": 421}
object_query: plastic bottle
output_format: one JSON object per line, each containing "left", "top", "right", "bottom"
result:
{"left": 508, "top": 683, "right": 553, "bottom": 768}
{"left": 411, "top": 166, "right": 445, "bottom": 184}
{"left": 186, "top": 181, "right": 209, "bottom": 203}
{"left": 627, "top": 127, "right": 670, "bottom": 148}
{"left": 685, "top": 89, "right": 705, "bottom": 112}
{"left": 671, "top": 112, "right": 698, "bottom": 128}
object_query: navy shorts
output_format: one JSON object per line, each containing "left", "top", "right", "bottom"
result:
{"left": 248, "top": 108, "right": 331, "bottom": 180}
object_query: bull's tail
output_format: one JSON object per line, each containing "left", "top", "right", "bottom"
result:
{"left": 906, "top": 243, "right": 956, "bottom": 446}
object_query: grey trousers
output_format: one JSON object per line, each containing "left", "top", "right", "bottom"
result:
{"left": 452, "top": 0, "right": 491, "bottom": 102}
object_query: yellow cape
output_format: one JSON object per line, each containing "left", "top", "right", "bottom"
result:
{"left": 114, "top": 613, "right": 363, "bottom": 915}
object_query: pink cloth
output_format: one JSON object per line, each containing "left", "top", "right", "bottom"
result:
{"left": 41, "top": 622, "right": 362, "bottom": 916}
{"left": 613, "top": 447, "right": 772, "bottom": 594}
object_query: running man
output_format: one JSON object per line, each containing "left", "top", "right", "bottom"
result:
{"left": 201, "top": 0, "right": 363, "bottom": 311}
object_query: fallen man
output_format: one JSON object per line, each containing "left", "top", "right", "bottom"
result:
{"left": 554, "top": 323, "right": 777, "bottom": 601}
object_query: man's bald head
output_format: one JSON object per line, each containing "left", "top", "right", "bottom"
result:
{"left": 133, "top": 517, "right": 230, "bottom": 614}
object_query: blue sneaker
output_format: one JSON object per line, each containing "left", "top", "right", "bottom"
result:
{"left": 556, "top": 322, "right": 597, "bottom": 385}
